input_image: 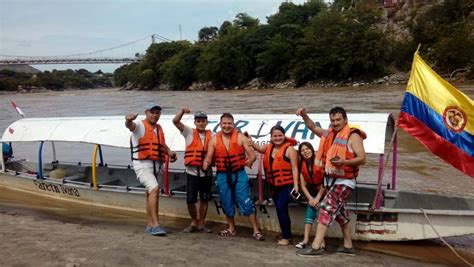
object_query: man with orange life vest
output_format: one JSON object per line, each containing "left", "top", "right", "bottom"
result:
{"left": 125, "top": 103, "right": 177, "bottom": 236}
{"left": 173, "top": 107, "right": 214, "bottom": 234}
{"left": 295, "top": 142, "right": 326, "bottom": 250}
{"left": 249, "top": 125, "right": 299, "bottom": 246}
{"left": 296, "top": 107, "right": 366, "bottom": 257}
{"left": 202, "top": 113, "right": 264, "bottom": 241}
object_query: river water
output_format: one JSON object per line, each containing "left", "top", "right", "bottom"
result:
{"left": 1, "top": 85, "right": 473, "bottom": 197}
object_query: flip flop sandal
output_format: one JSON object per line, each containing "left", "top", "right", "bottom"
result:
{"left": 253, "top": 232, "right": 264, "bottom": 241}
{"left": 219, "top": 228, "right": 236, "bottom": 237}
{"left": 277, "top": 239, "right": 291, "bottom": 246}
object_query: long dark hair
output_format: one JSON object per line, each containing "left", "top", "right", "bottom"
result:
{"left": 298, "top": 142, "right": 315, "bottom": 179}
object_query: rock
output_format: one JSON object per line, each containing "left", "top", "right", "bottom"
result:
{"left": 188, "top": 82, "right": 213, "bottom": 91}
{"left": 158, "top": 84, "right": 171, "bottom": 91}
{"left": 121, "top": 82, "right": 135, "bottom": 91}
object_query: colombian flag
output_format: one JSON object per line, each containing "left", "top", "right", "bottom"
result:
{"left": 398, "top": 52, "right": 474, "bottom": 178}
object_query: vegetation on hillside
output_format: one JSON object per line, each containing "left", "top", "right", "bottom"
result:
{"left": 0, "top": 69, "right": 112, "bottom": 91}
{"left": 113, "top": 0, "right": 473, "bottom": 90}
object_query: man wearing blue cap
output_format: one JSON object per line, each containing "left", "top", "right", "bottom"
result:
{"left": 125, "top": 103, "right": 177, "bottom": 236}
{"left": 173, "top": 107, "right": 214, "bottom": 233}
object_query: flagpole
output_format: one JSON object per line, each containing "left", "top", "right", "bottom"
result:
{"left": 371, "top": 123, "right": 399, "bottom": 210}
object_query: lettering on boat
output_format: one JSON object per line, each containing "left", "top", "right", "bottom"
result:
{"left": 208, "top": 120, "right": 323, "bottom": 142}
{"left": 33, "top": 181, "right": 80, "bottom": 197}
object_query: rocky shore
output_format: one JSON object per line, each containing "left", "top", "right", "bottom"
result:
{"left": 120, "top": 71, "right": 472, "bottom": 92}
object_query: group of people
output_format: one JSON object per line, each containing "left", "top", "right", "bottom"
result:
{"left": 125, "top": 103, "right": 366, "bottom": 257}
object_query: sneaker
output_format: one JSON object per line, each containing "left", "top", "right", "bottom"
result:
{"left": 263, "top": 198, "right": 275, "bottom": 206}
{"left": 198, "top": 226, "right": 213, "bottom": 233}
{"left": 295, "top": 241, "right": 307, "bottom": 249}
{"left": 183, "top": 224, "right": 199, "bottom": 233}
{"left": 335, "top": 246, "right": 356, "bottom": 256}
{"left": 296, "top": 247, "right": 324, "bottom": 257}
{"left": 150, "top": 225, "right": 167, "bottom": 236}
{"left": 145, "top": 226, "right": 152, "bottom": 234}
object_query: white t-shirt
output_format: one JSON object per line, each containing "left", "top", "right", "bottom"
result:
{"left": 182, "top": 125, "right": 214, "bottom": 177}
{"left": 131, "top": 120, "right": 163, "bottom": 169}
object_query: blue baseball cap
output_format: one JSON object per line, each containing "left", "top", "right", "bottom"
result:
{"left": 145, "top": 102, "right": 162, "bottom": 111}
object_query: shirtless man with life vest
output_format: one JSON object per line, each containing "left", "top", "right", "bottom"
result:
{"left": 202, "top": 113, "right": 264, "bottom": 241}
{"left": 125, "top": 103, "right": 177, "bottom": 236}
{"left": 295, "top": 107, "right": 366, "bottom": 257}
{"left": 173, "top": 107, "right": 214, "bottom": 233}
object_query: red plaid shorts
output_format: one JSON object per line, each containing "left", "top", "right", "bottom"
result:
{"left": 317, "top": 184, "right": 353, "bottom": 227}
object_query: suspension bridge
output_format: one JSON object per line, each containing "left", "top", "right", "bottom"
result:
{"left": 0, "top": 34, "right": 172, "bottom": 65}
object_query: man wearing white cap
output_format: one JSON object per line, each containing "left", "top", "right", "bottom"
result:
{"left": 125, "top": 103, "right": 177, "bottom": 236}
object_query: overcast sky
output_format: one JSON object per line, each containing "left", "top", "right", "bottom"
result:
{"left": 0, "top": 0, "right": 305, "bottom": 72}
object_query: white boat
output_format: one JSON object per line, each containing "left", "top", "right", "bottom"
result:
{"left": 1, "top": 114, "right": 473, "bottom": 241}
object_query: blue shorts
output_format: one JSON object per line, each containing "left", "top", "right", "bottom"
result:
{"left": 216, "top": 169, "right": 255, "bottom": 217}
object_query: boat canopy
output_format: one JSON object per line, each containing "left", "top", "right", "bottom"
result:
{"left": 1, "top": 113, "right": 394, "bottom": 154}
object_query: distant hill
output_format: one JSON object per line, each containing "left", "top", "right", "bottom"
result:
{"left": 0, "top": 64, "right": 41, "bottom": 73}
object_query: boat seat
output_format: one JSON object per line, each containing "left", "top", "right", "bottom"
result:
{"left": 63, "top": 174, "right": 86, "bottom": 182}
{"left": 126, "top": 182, "right": 142, "bottom": 188}
{"left": 170, "top": 184, "right": 187, "bottom": 194}
{"left": 98, "top": 179, "right": 120, "bottom": 186}
{"left": 127, "top": 185, "right": 147, "bottom": 192}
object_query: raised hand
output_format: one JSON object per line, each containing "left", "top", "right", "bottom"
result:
{"left": 125, "top": 113, "right": 139, "bottom": 122}
{"left": 296, "top": 107, "right": 307, "bottom": 117}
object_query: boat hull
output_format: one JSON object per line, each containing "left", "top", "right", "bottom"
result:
{"left": 1, "top": 171, "right": 473, "bottom": 241}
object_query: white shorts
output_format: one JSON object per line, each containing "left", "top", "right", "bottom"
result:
{"left": 133, "top": 160, "right": 164, "bottom": 193}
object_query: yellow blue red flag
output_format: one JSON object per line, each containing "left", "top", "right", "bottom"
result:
{"left": 398, "top": 52, "right": 474, "bottom": 178}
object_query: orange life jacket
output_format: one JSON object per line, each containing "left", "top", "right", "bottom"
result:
{"left": 184, "top": 129, "right": 211, "bottom": 167}
{"left": 263, "top": 142, "right": 294, "bottom": 187}
{"left": 214, "top": 130, "right": 247, "bottom": 172}
{"left": 131, "top": 120, "right": 166, "bottom": 162}
{"left": 319, "top": 128, "right": 365, "bottom": 179}
{"left": 301, "top": 160, "right": 324, "bottom": 190}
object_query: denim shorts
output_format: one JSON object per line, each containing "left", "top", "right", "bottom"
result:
{"left": 216, "top": 169, "right": 255, "bottom": 217}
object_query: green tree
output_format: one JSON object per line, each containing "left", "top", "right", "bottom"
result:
{"left": 198, "top": 26, "right": 218, "bottom": 43}
{"left": 196, "top": 32, "right": 252, "bottom": 87}
{"left": 256, "top": 33, "right": 298, "bottom": 82}
{"left": 267, "top": 0, "right": 326, "bottom": 28}
{"left": 114, "top": 63, "right": 140, "bottom": 86}
{"left": 139, "top": 69, "right": 155, "bottom": 89}
{"left": 409, "top": 0, "right": 473, "bottom": 72}
{"left": 233, "top": 13, "right": 259, "bottom": 29}
{"left": 137, "top": 41, "right": 191, "bottom": 88}
{"left": 292, "top": 4, "right": 388, "bottom": 83}
{"left": 160, "top": 46, "right": 202, "bottom": 90}
{"left": 218, "top": 21, "right": 233, "bottom": 36}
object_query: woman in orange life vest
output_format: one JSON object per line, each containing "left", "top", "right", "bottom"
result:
{"left": 295, "top": 142, "right": 326, "bottom": 250}
{"left": 250, "top": 125, "right": 299, "bottom": 246}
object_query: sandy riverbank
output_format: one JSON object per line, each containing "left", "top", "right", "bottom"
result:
{"left": 1, "top": 186, "right": 473, "bottom": 266}
{"left": 0, "top": 206, "right": 444, "bottom": 267}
